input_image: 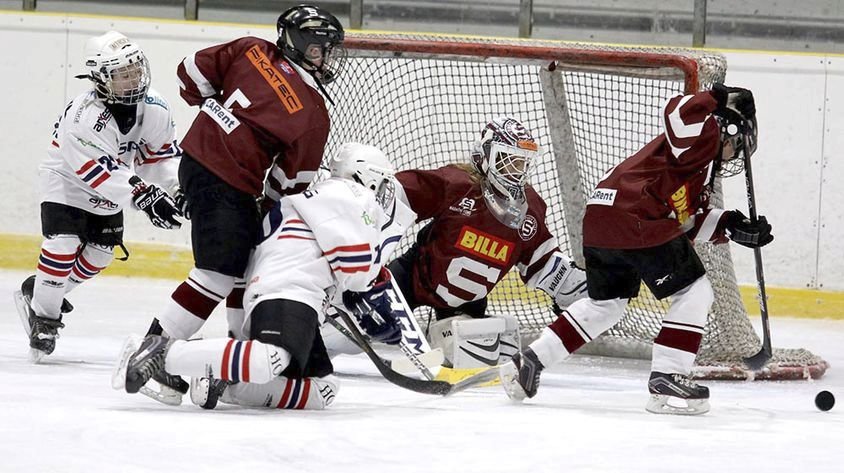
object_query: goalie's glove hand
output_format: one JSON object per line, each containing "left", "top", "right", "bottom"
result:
{"left": 712, "top": 83, "right": 756, "bottom": 123}
{"left": 342, "top": 268, "right": 401, "bottom": 345}
{"left": 173, "top": 187, "right": 190, "bottom": 220}
{"left": 130, "top": 176, "right": 182, "bottom": 230}
{"left": 724, "top": 210, "right": 773, "bottom": 248}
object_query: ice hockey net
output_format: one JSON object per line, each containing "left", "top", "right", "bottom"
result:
{"left": 325, "top": 32, "right": 827, "bottom": 380}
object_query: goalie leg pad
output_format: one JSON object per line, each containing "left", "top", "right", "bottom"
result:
{"left": 497, "top": 314, "right": 521, "bottom": 361}
{"left": 250, "top": 299, "right": 319, "bottom": 377}
{"left": 429, "top": 316, "right": 506, "bottom": 369}
{"left": 221, "top": 374, "right": 339, "bottom": 410}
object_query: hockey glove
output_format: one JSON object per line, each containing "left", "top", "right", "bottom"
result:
{"left": 724, "top": 210, "right": 773, "bottom": 248}
{"left": 173, "top": 187, "right": 190, "bottom": 220}
{"left": 342, "top": 268, "right": 401, "bottom": 345}
{"left": 130, "top": 176, "right": 182, "bottom": 230}
{"left": 712, "top": 83, "right": 756, "bottom": 123}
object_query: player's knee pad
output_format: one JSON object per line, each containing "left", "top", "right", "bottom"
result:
{"left": 429, "top": 315, "right": 510, "bottom": 368}
{"left": 220, "top": 339, "right": 292, "bottom": 384}
{"left": 665, "top": 276, "right": 713, "bottom": 327}
{"left": 565, "top": 297, "right": 628, "bottom": 339}
{"left": 223, "top": 374, "right": 339, "bottom": 410}
{"left": 71, "top": 243, "right": 113, "bottom": 283}
{"left": 159, "top": 267, "right": 236, "bottom": 340}
{"left": 250, "top": 299, "right": 319, "bottom": 377}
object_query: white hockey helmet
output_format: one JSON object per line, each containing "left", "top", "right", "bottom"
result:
{"left": 81, "top": 31, "right": 150, "bottom": 105}
{"left": 470, "top": 116, "right": 539, "bottom": 229}
{"left": 329, "top": 143, "right": 396, "bottom": 211}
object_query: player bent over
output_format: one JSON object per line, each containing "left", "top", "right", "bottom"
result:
{"left": 501, "top": 84, "right": 773, "bottom": 415}
{"left": 329, "top": 117, "right": 588, "bottom": 370}
{"left": 13, "top": 31, "right": 182, "bottom": 362}
{"left": 120, "top": 143, "right": 416, "bottom": 410}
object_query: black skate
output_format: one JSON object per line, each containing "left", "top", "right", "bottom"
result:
{"left": 646, "top": 371, "right": 710, "bottom": 415}
{"left": 499, "top": 348, "right": 544, "bottom": 401}
{"left": 125, "top": 335, "right": 169, "bottom": 394}
{"left": 190, "top": 366, "right": 230, "bottom": 410}
{"left": 13, "top": 276, "right": 68, "bottom": 362}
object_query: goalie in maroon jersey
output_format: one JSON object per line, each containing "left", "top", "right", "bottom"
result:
{"left": 120, "top": 4, "right": 346, "bottom": 403}
{"left": 501, "top": 84, "right": 773, "bottom": 415}
{"left": 381, "top": 117, "right": 588, "bottom": 368}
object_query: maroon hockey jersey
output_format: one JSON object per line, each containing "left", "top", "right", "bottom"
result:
{"left": 176, "top": 37, "right": 330, "bottom": 197}
{"left": 583, "top": 90, "right": 729, "bottom": 249}
{"left": 397, "top": 165, "right": 559, "bottom": 309}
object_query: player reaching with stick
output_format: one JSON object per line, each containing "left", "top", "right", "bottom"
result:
{"left": 501, "top": 85, "right": 773, "bottom": 415}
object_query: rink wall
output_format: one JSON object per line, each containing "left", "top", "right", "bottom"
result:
{"left": 0, "top": 10, "right": 842, "bottom": 318}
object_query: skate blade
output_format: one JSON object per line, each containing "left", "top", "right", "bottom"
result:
{"left": 140, "top": 382, "right": 183, "bottom": 406}
{"left": 29, "top": 347, "right": 46, "bottom": 364}
{"left": 13, "top": 290, "right": 32, "bottom": 337}
{"left": 646, "top": 394, "right": 710, "bottom": 415}
{"left": 112, "top": 334, "right": 142, "bottom": 390}
{"left": 498, "top": 361, "right": 527, "bottom": 401}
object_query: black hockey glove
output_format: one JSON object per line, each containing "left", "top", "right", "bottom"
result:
{"left": 173, "top": 187, "right": 190, "bottom": 220}
{"left": 130, "top": 176, "right": 182, "bottom": 230}
{"left": 724, "top": 210, "right": 773, "bottom": 248}
{"left": 342, "top": 268, "right": 401, "bottom": 345}
{"left": 712, "top": 83, "right": 756, "bottom": 123}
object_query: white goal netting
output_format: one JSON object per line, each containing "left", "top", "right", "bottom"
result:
{"left": 324, "top": 33, "right": 827, "bottom": 380}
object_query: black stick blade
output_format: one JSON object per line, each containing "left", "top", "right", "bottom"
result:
{"left": 744, "top": 347, "right": 772, "bottom": 371}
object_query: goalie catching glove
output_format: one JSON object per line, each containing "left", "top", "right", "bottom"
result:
{"left": 342, "top": 267, "right": 401, "bottom": 345}
{"left": 723, "top": 210, "right": 773, "bottom": 248}
{"left": 129, "top": 176, "right": 181, "bottom": 229}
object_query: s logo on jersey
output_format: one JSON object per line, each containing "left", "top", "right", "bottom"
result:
{"left": 448, "top": 197, "right": 476, "bottom": 216}
{"left": 455, "top": 226, "right": 512, "bottom": 264}
{"left": 519, "top": 215, "right": 538, "bottom": 241}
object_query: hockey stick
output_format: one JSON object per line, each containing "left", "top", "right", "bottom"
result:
{"left": 330, "top": 308, "right": 498, "bottom": 395}
{"left": 741, "top": 133, "right": 773, "bottom": 371}
{"left": 325, "top": 312, "right": 441, "bottom": 380}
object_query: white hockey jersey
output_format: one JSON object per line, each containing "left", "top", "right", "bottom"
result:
{"left": 243, "top": 177, "right": 417, "bottom": 322}
{"left": 39, "top": 88, "right": 181, "bottom": 215}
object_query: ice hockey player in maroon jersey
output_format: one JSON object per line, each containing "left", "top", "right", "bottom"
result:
{"left": 13, "top": 31, "right": 182, "bottom": 363}
{"left": 383, "top": 117, "right": 588, "bottom": 368}
{"left": 501, "top": 84, "right": 773, "bottom": 415}
{"left": 125, "top": 5, "right": 345, "bottom": 400}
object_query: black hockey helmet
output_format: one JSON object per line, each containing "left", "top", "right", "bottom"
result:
{"left": 276, "top": 5, "right": 346, "bottom": 84}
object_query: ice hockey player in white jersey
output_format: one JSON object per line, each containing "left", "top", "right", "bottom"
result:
{"left": 13, "top": 31, "right": 183, "bottom": 362}
{"left": 120, "top": 143, "right": 416, "bottom": 410}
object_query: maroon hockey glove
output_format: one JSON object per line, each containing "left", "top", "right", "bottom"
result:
{"left": 712, "top": 83, "right": 756, "bottom": 123}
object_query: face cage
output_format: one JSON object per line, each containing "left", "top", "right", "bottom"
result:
{"left": 314, "top": 43, "right": 346, "bottom": 84}
{"left": 486, "top": 141, "right": 536, "bottom": 195}
{"left": 95, "top": 59, "right": 151, "bottom": 105}
{"left": 374, "top": 177, "right": 396, "bottom": 213}
{"left": 717, "top": 130, "right": 746, "bottom": 178}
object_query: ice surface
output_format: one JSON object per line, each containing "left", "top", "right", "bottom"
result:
{"left": 1, "top": 270, "right": 842, "bottom": 473}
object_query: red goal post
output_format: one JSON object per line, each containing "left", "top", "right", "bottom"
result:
{"left": 327, "top": 32, "right": 827, "bottom": 380}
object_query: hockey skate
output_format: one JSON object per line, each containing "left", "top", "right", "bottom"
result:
{"left": 190, "top": 366, "right": 230, "bottom": 410}
{"left": 112, "top": 334, "right": 184, "bottom": 406}
{"left": 499, "top": 348, "right": 543, "bottom": 401}
{"left": 124, "top": 335, "right": 169, "bottom": 395}
{"left": 13, "top": 276, "right": 70, "bottom": 362}
{"left": 645, "top": 371, "right": 710, "bottom": 415}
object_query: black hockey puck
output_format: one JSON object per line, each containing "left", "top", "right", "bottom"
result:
{"left": 815, "top": 390, "right": 835, "bottom": 411}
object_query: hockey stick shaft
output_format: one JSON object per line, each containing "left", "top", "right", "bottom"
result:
{"left": 326, "top": 312, "right": 437, "bottom": 380}
{"left": 742, "top": 137, "right": 773, "bottom": 370}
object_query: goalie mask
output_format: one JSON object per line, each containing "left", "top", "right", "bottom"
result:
{"left": 277, "top": 5, "right": 346, "bottom": 84}
{"left": 714, "top": 111, "right": 758, "bottom": 178}
{"left": 80, "top": 31, "right": 150, "bottom": 105}
{"left": 329, "top": 143, "right": 396, "bottom": 212}
{"left": 471, "top": 117, "right": 539, "bottom": 229}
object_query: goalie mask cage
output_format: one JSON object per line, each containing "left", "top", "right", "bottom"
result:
{"left": 326, "top": 32, "right": 827, "bottom": 380}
